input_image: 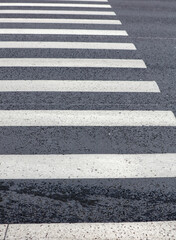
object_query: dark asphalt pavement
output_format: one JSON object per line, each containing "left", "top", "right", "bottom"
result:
{"left": 0, "top": 0, "right": 176, "bottom": 226}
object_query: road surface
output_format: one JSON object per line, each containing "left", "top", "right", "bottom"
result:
{"left": 0, "top": 0, "right": 176, "bottom": 239}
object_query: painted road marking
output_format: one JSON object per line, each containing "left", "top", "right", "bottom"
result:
{"left": 0, "top": 80, "right": 160, "bottom": 92}
{"left": 0, "top": 18, "right": 121, "bottom": 24}
{"left": 0, "top": 154, "right": 175, "bottom": 179}
{"left": 0, "top": 10, "right": 116, "bottom": 15}
{"left": 47, "top": 0, "right": 109, "bottom": 1}
{"left": 0, "top": 110, "right": 175, "bottom": 126}
{"left": 24, "top": 0, "right": 110, "bottom": 1}
{"left": 0, "top": 58, "right": 145, "bottom": 68}
{"left": 3, "top": 222, "right": 176, "bottom": 240}
{"left": 3, "top": 0, "right": 109, "bottom": 1}
{"left": 0, "top": 42, "right": 135, "bottom": 50}
{"left": 0, "top": 29, "right": 127, "bottom": 36}
{"left": 0, "top": 3, "right": 111, "bottom": 8}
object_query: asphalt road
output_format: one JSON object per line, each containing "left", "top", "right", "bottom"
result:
{"left": 0, "top": 0, "right": 176, "bottom": 238}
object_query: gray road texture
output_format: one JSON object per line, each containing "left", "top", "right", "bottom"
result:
{"left": 0, "top": 0, "right": 176, "bottom": 224}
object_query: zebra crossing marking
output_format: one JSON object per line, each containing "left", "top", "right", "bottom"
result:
{"left": 28, "top": 0, "right": 109, "bottom": 1}
{"left": 0, "top": 58, "right": 145, "bottom": 68}
{"left": 3, "top": 222, "right": 176, "bottom": 240}
{"left": 49, "top": 0, "right": 109, "bottom": 1}
{"left": 0, "top": 80, "right": 160, "bottom": 92}
{"left": 0, "top": 41, "right": 135, "bottom": 50}
{"left": 44, "top": 0, "right": 109, "bottom": 1}
{"left": 16, "top": 0, "right": 109, "bottom": 1}
{"left": 0, "top": 3, "right": 111, "bottom": 8}
{"left": 0, "top": 110, "right": 175, "bottom": 126}
{"left": 0, "top": 10, "right": 116, "bottom": 15}
{"left": 0, "top": 0, "right": 174, "bottom": 234}
{"left": 0, "top": 154, "right": 175, "bottom": 179}
{"left": 0, "top": 18, "right": 121, "bottom": 24}
{"left": 0, "top": 29, "right": 127, "bottom": 36}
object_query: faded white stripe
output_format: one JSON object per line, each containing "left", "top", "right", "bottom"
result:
{"left": 0, "top": 29, "right": 127, "bottom": 36}
{"left": 0, "top": 154, "right": 175, "bottom": 179}
{"left": 49, "top": 0, "right": 108, "bottom": 1}
{"left": 0, "top": 110, "right": 175, "bottom": 126}
{"left": 0, "top": 41, "right": 135, "bottom": 50}
{"left": 0, "top": 80, "right": 160, "bottom": 92}
{"left": 0, "top": 18, "right": 121, "bottom": 24}
{"left": 4, "top": 0, "right": 108, "bottom": 1}
{"left": 46, "top": 0, "right": 108, "bottom": 1}
{"left": 0, "top": 58, "right": 145, "bottom": 68}
{"left": 0, "top": 3, "right": 111, "bottom": 8}
{"left": 4, "top": 222, "right": 176, "bottom": 240}
{"left": 0, "top": 10, "right": 116, "bottom": 15}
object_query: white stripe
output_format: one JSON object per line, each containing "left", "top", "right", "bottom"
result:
{"left": 0, "top": 41, "right": 135, "bottom": 50}
{"left": 0, "top": 80, "right": 160, "bottom": 92}
{"left": 0, "top": 225, "right": 7, "bottom": 239}
{"left": 0, "top": 58, "right": 145, "bottom": 68}
{"left": 0, "top": 3, "right": 111, "bottom": 8}
{"left": 0, "top": 154, "right": 175, "bottom": 179}
{"left": 0, "top": 10, "right": 116, "bottom": 15}
{"left": 23, "top": 0, "right": 109, "bottom": 1}
{"left": 0, "top": 18, "right": 121, "bottom": 24}
{"left": 0, "top": 29, "right": 127, "bottom": 36}
{"left": 46, "top": 0, "right": 108, "bottom": 1}
{"left": 0, "top": 110, "right": 175, "bottom": 126}
{"left": 4, "top": 222, "right": 176, "bottom": 240}
{"left": 11, "top": 0, "right": 109, "bottom": 1}
{"left": 39, "top": 0, "right": 109, "bottom": 1}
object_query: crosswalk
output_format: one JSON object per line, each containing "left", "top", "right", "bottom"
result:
{"left": 0, "top": 18, "right": 121, "bottom": 24}
{"left": 0, "top": 29, "right": 127, "bottom": 35}
{"left": 0, "top": 110, "right": 176, "bottom": 126}
{"left": 1, "top": 154, "right": 176, "bottom": 179}
{"left": 0, "top": 0, "right": 175, "bottom": 239}
{"left": 0, "top": 80, "right": 159, "bottom": 92}
{"left": 0, "top": 41, "right": 135, "bottom": 49}
{"left": 1, "top": 222, "right": 176, "bottom": 240}
{"left": 0, "top": 3, "right": 112, "bottom": 8}
{"left": 0, "top": 10, "right": 116, "bottom": 15}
